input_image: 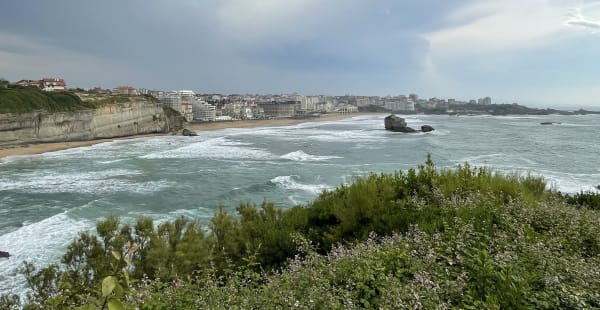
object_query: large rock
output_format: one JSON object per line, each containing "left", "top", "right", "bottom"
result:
{"left": 421, "top": 125, "right": 435, "bottom": 132}
{"left": 182, "top": 128, "right": 198, "bottom": 136}
{"left": 0, "top": 251, "right": 9, "bottom": 258}
{"left": 393, "top": 126, "right": 417, "bottom": 133}
{"left": 385, "top": 115, "right": 434, "bottom": 133}
{"left": 384, "top": 115, "right": 407, "bottom": 130}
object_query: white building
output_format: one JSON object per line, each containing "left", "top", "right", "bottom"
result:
{"left": 385, "top": 99, "right": 415, "bottom": 112}
{"left": 192, "top": 100, "right": 216, "bottom": 121}
{"left": 159, "top": 90, "right": 195, "bottom": 121}
{"left": 316, "top": 102, "right": 335, "bottom": 113}
{"left": 478, "top": 97, "right": 492, "bottom": 105}
{"left": 336, "top": 104, "right": 359, "bottom": 114}
{"left": 42, "top": 78, "right": 67, "bottom": 92}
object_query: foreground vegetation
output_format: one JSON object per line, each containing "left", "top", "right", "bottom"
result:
{"left": 3, "top": 157, "right": 600, "bottom": 309}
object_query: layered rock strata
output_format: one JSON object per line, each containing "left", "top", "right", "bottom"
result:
{"left": 0, "top": 101, "right": 184, "bottom": 147}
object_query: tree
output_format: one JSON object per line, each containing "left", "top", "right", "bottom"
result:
{"left": 0, "top": 78, "right": 9, "bottom": 88}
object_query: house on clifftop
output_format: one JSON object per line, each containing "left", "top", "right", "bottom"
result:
{"left": 15, "top": 77, "right": 66, "bottom": 91}
{"left": 41, "top": 78, "right": 66, "bottom": 91}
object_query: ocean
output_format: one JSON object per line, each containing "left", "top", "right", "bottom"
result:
{"left": 1, "top": 113, "right": 599, "bottom": 295}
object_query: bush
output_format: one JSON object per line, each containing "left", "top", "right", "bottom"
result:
{"left": 565, "top": 191, "right": 600, "bottom": 210}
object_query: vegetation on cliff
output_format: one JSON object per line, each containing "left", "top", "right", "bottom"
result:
{"left": 0, "top": 86, "right": 98, "bottom": 114}
{"left": 3, "top": 157, "right": 600, "bottom": 309}
{"left": 0, "top": 85, "right": 159, "bottom": 114}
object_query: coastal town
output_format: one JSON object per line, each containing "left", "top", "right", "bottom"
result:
{"left": 6, "top": 77, "right": 500, "bottom": 122}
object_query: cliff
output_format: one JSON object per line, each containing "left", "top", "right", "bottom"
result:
{"left": 0, "top": 101, "right": 184, "bottom": 147}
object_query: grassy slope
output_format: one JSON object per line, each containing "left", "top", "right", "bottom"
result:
{"left": 0, "top": 86, "right": 99, "bottom": 114}
{"left": 0, "top": 86, "right": 157, "bottom": 114}
{"left": 6, "top": 159, "right": 600, "bottom": 309}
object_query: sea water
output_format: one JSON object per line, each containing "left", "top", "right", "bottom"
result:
{"left": 1, "top": 114, "right": 599, "bottom": 295}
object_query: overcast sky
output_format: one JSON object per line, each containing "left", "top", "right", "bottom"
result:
{"left": 1, "top": 0, "right": 600, "bottom": 107}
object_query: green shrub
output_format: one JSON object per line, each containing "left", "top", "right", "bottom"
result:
{"left": 565, "top": 191, "right": 600, "bottom": 210}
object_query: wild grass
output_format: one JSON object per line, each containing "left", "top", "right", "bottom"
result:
{"left": 0, "top": 86, "right": 156, "bottom": 114}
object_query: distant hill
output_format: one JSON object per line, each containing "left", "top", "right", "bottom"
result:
{"left": 420, "top": 102, "right": 600, "bottom": 115}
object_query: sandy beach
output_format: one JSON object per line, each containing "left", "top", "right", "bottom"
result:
{"left": 0, "top": 113, "right": 379, "bottom": 160}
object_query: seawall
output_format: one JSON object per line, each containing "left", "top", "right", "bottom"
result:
{"left": 0, "top": 101, "right": 183, "bottom": 147}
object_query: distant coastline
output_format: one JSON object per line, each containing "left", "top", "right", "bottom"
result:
{"left": 359, "top": 103, "right": 600, "bottom": 116}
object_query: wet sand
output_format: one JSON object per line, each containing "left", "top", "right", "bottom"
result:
{"left": 0, "top": 113, "right": 378, "bottom": 160}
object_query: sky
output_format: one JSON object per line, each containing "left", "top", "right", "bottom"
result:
{"left": 1, "top": 0, "right": 600, "bottom": 108}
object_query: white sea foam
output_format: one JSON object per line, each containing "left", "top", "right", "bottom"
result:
{"left": 229, "top": 122, "right": 387, "bottom": 143}
{"left": 558, "top": 123, "right": 595, "bottom": 127}
{"left": 530, "top": 170, "right": 600, "bottom": 194}
{"left": 280, "top": 150, "right": 342, "bottom": 162}
{"left": 287, "top": 195, "right": 301, "bottom": 205}
{"left": 547, "top": 178, "right": 600, "bottom": 194}
{"left": 141, "top": 137, "right": 274, "bottom": 160}
{"left": 463, "top": 163, "right": 600, "bottom": 194}
{"left": 0, "top": 156, "right": 22, "bottom": 165}
{"left": 0, "top": 213, "right": 93, "bottom": 297}
{"left": 37, "top": 142, "right": 116, "bottom": 159}
{"left": 270, "top": 175, "right": 332, "bottom": 194}
{"left": 427, "top": 128, "right": 449, "bottom": 136}
{"left": 98, "top": 159, "right": 127, "bottom": 164}
{"left": 304, "top": 130, "right": 387, "bottom": 142}
{"left": 459, "top": 153, "right": 507, "bottom": 164}
{"left": 493, "top": 116, "right": 543, "bottom": 120}
{"left": 0, "top": 169, "right": 173, "bottom": 194}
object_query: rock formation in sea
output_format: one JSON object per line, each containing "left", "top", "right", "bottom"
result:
{"left": 182, "top": 128, "right": 198, "bottom": 136}
{"left": 540, "top": 122, "right": 561, "bottom": 125}
{"left": 421, "top": 125, "right": 435, "bottom": 133}
{"left": 384, "top": 115, "right": 434, "bottom": 133}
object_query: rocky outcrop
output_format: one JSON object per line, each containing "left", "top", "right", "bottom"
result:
{"left": 421, "top": 125, "right": 435, "bottom": 133}
{"left": 384, "top": 115, "right": 406, "bottom": 130}
{"left": 0, "top": 251, "right": 9, "bottom": 258}
{"left": 182, "top": 128, "right": 198, "bottom": 136}
{"left": 384, "top": 115, "right": 434, "bottom": 133}
{"left": 0, "top": 101, "right": 185, "bottom": 147}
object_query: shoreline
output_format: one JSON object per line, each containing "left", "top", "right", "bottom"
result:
{"left": 0, "top": 113, "right": 380, "bottom": 160}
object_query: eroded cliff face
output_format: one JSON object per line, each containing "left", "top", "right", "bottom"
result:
{"left": 0, "top": 101, "right": 184, "bottom": 147}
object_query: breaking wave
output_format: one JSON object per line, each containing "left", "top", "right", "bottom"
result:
{"left": 280, "top": 150, "right": 342, "bottom": 162}
{"left": 0, "top": 213, "right": 93, "bottom": 297}
{"left": 269, "top": 175, "right": 332, "bottom": 195}
{"left": 141, "top": 137, "right": 274, "bottom": 160}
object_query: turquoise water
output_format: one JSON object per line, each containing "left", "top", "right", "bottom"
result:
{"left": 1, "top": 114, "right": 599, "bottom": 294}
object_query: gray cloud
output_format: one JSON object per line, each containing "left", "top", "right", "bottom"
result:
{"left": 2, "top": 0, "right": 441, "bottom": 93}
{"left": 1, "top": 1, "right": 598, "bottom": 106}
